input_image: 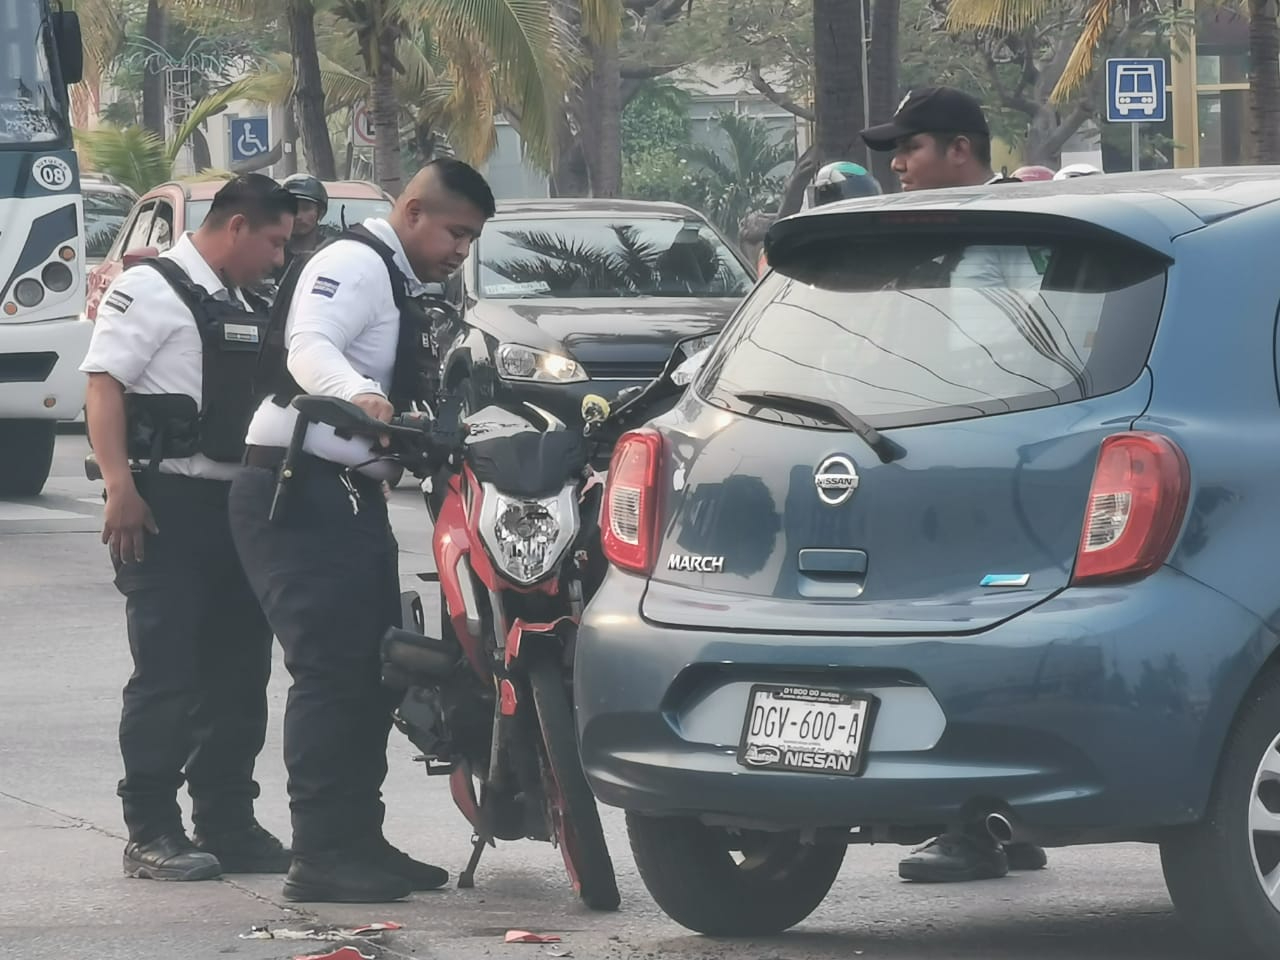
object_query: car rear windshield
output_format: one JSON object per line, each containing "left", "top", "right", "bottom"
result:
{"left": 699, "top": 231, "right": 1168, "bottom": 429}
{"left": 477, "top": 216, "right": 754, "bottom": 299}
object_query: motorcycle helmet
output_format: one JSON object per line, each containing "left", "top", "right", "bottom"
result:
{"left": 281, "top": 173, "right": 329, "bottom": 214}
{"left": 807, "top": 161, "right": 883, "bottom": 207}
{"left": 1012, "top": 164, "right": 1055, "bottom": 181}
{"left": 1053, "top": 162, "right": 1102, "bottom": 180}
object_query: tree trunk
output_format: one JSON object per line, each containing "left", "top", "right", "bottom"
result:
{"left": 812, "top": 0, "right": 868, "bottom": 166}
{"left": 867, "top": 0, "right": 899, "bottom": 190}
{"left": 191, "top": 128, "right": 212, "bottom": 172}
{"left": 369, "top": 1, "right": 403, "bottom": 196}
{"left": 141, "top": 0, "right": 167, "bottom": 137}
{"left": 1250, "top": 0, "right": 1280, "bottom": 162}
{"left": 583, "top": 37, "right": 622, "bottom": 196}
{"left": 289, "top": 0, "right": 337, "bottom": 179}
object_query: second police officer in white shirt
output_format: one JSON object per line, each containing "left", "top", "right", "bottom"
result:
{"left": 80, "top": 174, "right": 298, "bottom": 883}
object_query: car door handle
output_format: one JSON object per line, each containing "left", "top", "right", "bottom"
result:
{"left": 797, "top": 549, "right": 868, "bottom": 599}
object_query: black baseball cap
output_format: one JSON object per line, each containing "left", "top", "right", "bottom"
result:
{"left": 860, "top": 86, "right": 990, "bottom": 151}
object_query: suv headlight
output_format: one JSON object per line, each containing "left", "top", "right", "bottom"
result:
{"left": 477, "top": 482, "right": 580, "bottom": 585}
{"left": 496, "top": 343, "right": 587, "bottom": 383}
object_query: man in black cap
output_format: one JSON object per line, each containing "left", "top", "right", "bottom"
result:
{"left": 861, "top": 86, "right": 1012, "bottom": 192}
{"left": 861, "top": 87, "right": 1048, "bottom": 883}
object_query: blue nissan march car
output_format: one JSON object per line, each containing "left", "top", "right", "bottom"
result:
{"left": 576, "top": 168, "right": 1280, "bottom": 956}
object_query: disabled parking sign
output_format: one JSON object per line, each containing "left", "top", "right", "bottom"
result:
{"left": 230, "top": 116, "right": 271, "bottom": 163}
{"left": 1106, "top": 58, "right": 1167, "bottom": 124}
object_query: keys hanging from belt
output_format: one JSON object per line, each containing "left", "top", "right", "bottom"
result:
{"left": 339, "top": 471, "right": 361, "bottom": 515}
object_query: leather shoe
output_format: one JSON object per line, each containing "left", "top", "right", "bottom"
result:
{"left": 124, "top": 833, "right": 222, "bottom": 881}
{"left": 195, "top": 821, "right": 291, "bottom": 873}
{"left": 370, "top": 838, "right": 449, "bottom": 890}
{"left": 282, "top": 850, "right": 412, "bottom": 903}
{"left": 898, "top": 833, "right": 1008, "bottom": 883}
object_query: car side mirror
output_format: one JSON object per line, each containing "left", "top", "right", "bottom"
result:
{"left": 53, "top": 12, "right": 83, "bottom": 86}
{"left": 122, "top": 246, "right": 160, "bottom": 269}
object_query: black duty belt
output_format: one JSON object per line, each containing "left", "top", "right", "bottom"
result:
{"left": 243, "top": 444, "right": 383, "bottom": 494}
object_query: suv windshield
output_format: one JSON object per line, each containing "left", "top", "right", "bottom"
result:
{"left": 477, "top": 216, "right": 753, "bottom": 299}
{"left": 700, "top": 231, "right": 1168, "bottom": 429}
{"left": 0, "top": 0, "right": 68, "bottom": 145}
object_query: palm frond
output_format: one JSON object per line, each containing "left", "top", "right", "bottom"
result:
{"left": 75, "top": 126, "right": 172, "bottom": 194}
{"left": 1050, "top": 0, "right": 1114, "bottom": 102}
{"left": 67, "top": 0, "right": 127, "bottom": 82}
{"left": 945, "top": 0, "right": 1054, "bottom": 33}
{"left": 411, "top": 0, "right": 569, "bottom": 175}
{"left": 169, "top": 71, "right": 288, "bottom": 162}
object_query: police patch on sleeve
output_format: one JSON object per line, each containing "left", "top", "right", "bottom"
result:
{"left": 104, "top": 290, "right": 134, "bottom": 314}
{"left": 310, "top": 276, "right": 341, "bottom": 299}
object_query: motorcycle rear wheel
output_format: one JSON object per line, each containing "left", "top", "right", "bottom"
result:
{"left": 528, "top": 655, "right": 620, "bottom": 911}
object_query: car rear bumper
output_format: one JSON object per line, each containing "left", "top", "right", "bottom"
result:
{"left": 0, "top": 315, "right": 91, "bottom": 419}
{"left": 574, "top": 566, "right": 1274, "bottom": 838}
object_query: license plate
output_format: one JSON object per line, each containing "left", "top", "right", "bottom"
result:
{"left": 737, "top": 684, "right": 876, "bottom": 776}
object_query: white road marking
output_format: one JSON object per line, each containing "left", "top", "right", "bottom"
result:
{"left": 0, "top": 503, "right": 91, "bottom": 521}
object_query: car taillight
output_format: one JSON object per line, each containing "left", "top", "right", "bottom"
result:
{"left": 600, "top": 429, "right": 662, "bottom": 574}
{"left": 1071, "top": 432, "right": 1190, "bottom": 585}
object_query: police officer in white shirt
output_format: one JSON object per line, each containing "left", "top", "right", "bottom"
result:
{"left": 80, "top": 174, "right": 297, "bottom": 882}
{"left": 228, "top": 158, "right": 495, "bottom": 904}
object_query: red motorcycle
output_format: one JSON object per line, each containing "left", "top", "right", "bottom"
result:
{"left": 289, "top": 340, "right": 699, "bottom": 912}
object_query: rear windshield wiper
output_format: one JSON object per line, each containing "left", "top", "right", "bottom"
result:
{"left": 732, "top": 390, "right": 903, "bottom": 464}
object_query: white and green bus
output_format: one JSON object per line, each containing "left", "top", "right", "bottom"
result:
{"left": 0, "top": 0, "right": 83, "bottom": 495}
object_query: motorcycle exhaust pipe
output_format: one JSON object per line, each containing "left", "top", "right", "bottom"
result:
{"left": 381, "top": 627, "right": 459, "bottom": 681}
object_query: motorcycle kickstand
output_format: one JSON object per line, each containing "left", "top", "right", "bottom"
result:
{"left": 458, "top": 833, "right": 490, "bottom": 889}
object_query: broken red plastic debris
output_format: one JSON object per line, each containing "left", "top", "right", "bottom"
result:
{"left": 294, "top": 948, "right": 375, "bottom": 960}
{"left": 504, "top": 930, "right": 562, "bottom": 944}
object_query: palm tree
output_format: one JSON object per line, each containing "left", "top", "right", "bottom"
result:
{"left": 683, "top": 112, "right": 795, "bottom": 241}
{"left": 325, "top": 0, "right": 572, "bottom": 195}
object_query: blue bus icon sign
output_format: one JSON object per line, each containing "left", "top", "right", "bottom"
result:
{"left": 1106, "top": 58, "right": 1167, "bottom": 123}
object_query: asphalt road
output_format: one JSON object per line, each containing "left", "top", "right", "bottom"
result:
{"left": 0, "top": 435, "right": 1209, "bottom": 959}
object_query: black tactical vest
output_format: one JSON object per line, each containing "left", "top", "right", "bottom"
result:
{"left": 123, "top": 257, "right": 270, "bottom": 466}
{"left": 258, "top": 224, "right": 444, "bottom": 413}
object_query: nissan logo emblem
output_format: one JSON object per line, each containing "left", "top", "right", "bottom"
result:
{"left": 814, "top": 455, "right": 859, "bottom": 506}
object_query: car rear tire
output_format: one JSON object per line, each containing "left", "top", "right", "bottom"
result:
{"left": 0, "top": 420, "right": 56, "bottom": 496}
{"left": 626, "top": 813, "right": 846, "bottom": 936}
{"left": 1160, "top": 667, "right": 1280, "bottom": 958}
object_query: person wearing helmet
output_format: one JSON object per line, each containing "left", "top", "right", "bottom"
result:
{"left": 757, "top": 161, "right": 883, "bottom": 274}
{"left": 806, "top": 160, "right": 883, "bottom": 208}
{"left": 1012, "top": 164, "right": 1055, "bottom": 181}
{"left": 1054, "top": 162, "right": 1102, "bottom": 179}
{"left": 276, "top": 175, "right": 329, "bottom": 281}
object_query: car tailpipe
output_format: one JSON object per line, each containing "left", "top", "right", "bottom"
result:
{"left": 985, "top": 811, "right": 1016, "bottom": 844}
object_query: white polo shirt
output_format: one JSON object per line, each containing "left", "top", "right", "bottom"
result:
{"left": 79, "top": 234, "right": 249, "bottom": 481}
{"left": 243, "top": 218, "right": 431, "bottom": 479}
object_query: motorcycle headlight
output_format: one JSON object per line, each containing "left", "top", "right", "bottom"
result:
{"left": 496, "top": 343, "right": 587, "bottom": 383}
{"left": 477, "top": 483, "right": 580, "bottom": 585}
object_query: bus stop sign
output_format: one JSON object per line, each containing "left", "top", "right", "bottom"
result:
{"left": 1106, "top": 58, "right": 1167, "bottom": 124}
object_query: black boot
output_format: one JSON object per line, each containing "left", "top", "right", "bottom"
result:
{"left": 282, "top": 849, "right": 413, "bottom": 903}
{"left": 898, "top": 832, "right": 1009, "bottom": 883}
{"left": 368, "top": 838, "right": 449, "bottom": 891}
{"left": 124, "top": 833, "right": 222, "bottom": 881}
{"left": 195, "top": 821, "right": 292, "bottom": 874}
{"left": 1004, "top": 841, "right": 1048, "bottom": 871}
